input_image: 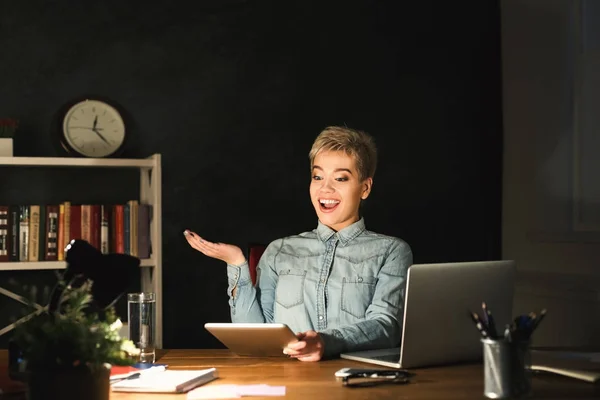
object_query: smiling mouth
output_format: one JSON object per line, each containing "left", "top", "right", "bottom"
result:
{"left": 319, "top": 199, "right": 340, "bottom": 212}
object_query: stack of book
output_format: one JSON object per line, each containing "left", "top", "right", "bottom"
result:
{"left": 0, "top": 200, "right": 151, "bottom": 262}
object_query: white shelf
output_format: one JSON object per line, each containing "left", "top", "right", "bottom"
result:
{"left": 0, "top": 153, "right": 163, "bottom": 348}
{"left": 0, "top": 156, "right": 155, "bottom": 168}
{"left": 0, "top": 258, "right": 155, "bottom": 271}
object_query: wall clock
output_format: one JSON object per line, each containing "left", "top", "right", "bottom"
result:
{"left": 59, "top": 99, "right": 127, "bottom": 158}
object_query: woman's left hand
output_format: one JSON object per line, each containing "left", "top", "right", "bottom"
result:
{"left": 283, "top": 330, "right": 325, "bottom": 362}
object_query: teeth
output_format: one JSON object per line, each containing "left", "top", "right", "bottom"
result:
{"left": 320, "top": 199, "right": 340, "bottom": 204}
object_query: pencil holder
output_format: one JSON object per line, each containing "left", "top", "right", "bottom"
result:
{"left": 482, "top": 338, "right": 531, "bottom": 399}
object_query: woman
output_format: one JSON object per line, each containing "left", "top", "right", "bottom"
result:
{"left": 185, "top": 126, "right": 412, "bottom": 361}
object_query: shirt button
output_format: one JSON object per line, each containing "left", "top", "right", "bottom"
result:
{"left": 358, "top": 277, "right": 363, "bottom": 283}
{"left": 319, "top": 315, "right": 324, "bottom": 320}
{"left": 320, "top": 278, "right": 325, "bottom": 283}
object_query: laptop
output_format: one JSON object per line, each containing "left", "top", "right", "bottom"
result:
{"left": 340, "top": 260, "right": 515, "bottom": 369}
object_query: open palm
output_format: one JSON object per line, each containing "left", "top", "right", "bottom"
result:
{"left": 184, "top": 230, "right": 245, "bottom": 266}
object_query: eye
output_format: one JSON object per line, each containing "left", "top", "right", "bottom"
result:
{"left": 312, "top": 175, "right": 322, "bottom": 181}
{"left": 335, "top": 176, "right": 349, "bottom": 182}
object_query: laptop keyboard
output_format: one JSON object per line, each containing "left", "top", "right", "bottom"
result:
{"left": 369, "top": 353, "right": 401, "bottom": 362}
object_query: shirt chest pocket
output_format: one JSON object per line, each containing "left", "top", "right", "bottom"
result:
{"left": 276, "top": 268, "right": 306, "bottom": 308}
{"left": 341, "top": 276, "right": 377, "bottom": 319}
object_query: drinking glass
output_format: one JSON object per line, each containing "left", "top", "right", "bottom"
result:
{"left": 127, "top": 292, "right": 156, "bottom": 363}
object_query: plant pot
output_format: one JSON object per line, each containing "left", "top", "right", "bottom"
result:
{"left": 26, "top": 364, "right": 110, "bottom": 400}
{"left": 0, "top": 138, "right": 13, "bottom": 156}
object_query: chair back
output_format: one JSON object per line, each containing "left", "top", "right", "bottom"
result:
{"left": 248, "top": 243, "right": 267, "bottom": 286}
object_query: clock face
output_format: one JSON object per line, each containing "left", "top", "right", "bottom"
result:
{"left": 62, "top": 99, "right": 126, "bottom": 157}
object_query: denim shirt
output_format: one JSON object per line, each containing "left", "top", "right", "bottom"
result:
{"left": 226, "top": 218, "right": 412, "bottom": 358}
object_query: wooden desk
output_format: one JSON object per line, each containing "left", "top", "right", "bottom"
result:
{"left": 2, "top": 349, "right": 599, "bottom": 399}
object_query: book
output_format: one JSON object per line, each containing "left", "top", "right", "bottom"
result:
{"left": 28, "top": 205, "right": 40, "bottom": 261}
{"left": 531, "top": 349, "right": 600, "bottom": 383}
{"left": 0, "top": 206, "right": 8, "bottom": 261}
{"left": 19, "top": 206, "right": 29, "bottom": 261}
{"left": 110, "top": 368, "right": 217, "bottom": 393}
{"left": 8, "top": 205, "right": 19, "bottom": 261}
{"left": 57, "top": 204, "right": 64, "bottom": 260}
{"left": 37, "top": 205, "right": 46, "bottom": 261}
{"left": 100, "top": 205, "right": 110, "bottom": 254}
{"left": 529, "top": 365, "right": 600, "bottom": 383}
{"left": 63, "top": 201, "right": 71, "bottom": 250}
{"left": 69, "top": 204, "right": 81, "bottom": 242}
{"left": 45, "top": 205, "right": 59, "bottom": 261}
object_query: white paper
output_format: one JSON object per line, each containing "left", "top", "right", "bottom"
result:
{"left": 187, "top": 384, "right": 241, "bottom": 399}
{"left": 238, "top": 385, "right": 286, "bottom": 396}
{"left": 187, "top": 384, "right": 286, "bottom": 399}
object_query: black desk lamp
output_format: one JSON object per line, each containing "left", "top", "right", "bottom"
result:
{"left": 8, "top": 239, "right": 140, "bottom": 380}
{"left": 48, "top": 239, "right": 140, "bottom": 312}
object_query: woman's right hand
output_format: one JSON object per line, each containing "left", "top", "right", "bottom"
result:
{"left": 184, "top": 230, "right": 246, "bottom": 266}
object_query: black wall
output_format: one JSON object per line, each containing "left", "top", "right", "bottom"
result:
{"left": 0, "top": 0, "right": 503, "bottom": 348}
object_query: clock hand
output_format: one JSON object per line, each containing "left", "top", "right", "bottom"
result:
{"left": 92, "top": 128, "right": 111, "bottom": 145}
{"left": 92, "top": 115, "right": 98, "bottom": 130}
{"left": 69, "top": 126, "right": 104, "bottom": 130}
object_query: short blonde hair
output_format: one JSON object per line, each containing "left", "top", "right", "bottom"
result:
{"left": 308, "top": 126, "right": 377, "bottom": 181}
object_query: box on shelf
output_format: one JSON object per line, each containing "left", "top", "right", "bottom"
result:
{"left": 0, "top": 138, "right": 13, "bottom": 157}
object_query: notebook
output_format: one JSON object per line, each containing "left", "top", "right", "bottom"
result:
{"left": 111, "top": 368, "right": 218, "bottom": 393}
{"left": 340, "top": 260, "right": 515, "bottom": 368}
{"left": 530, "top": 350, "right": 600, "bottom": 383}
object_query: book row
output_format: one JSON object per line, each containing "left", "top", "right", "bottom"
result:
{"left": 0, "top": 201, "right": 151, "bottom": 262}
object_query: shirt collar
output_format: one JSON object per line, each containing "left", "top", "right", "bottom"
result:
{"left": 316, "top": 218, "right": 366, "bottom": 245}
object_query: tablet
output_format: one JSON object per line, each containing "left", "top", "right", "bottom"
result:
{"left": 204, "top": 323, "right": 298, "bottom": 357}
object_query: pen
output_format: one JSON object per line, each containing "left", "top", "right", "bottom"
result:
{"left": 468, "top": 311, "right": 489, "bottom": 338}
{"left": 110, "top": 365, "right": 166, "bottom": 384}
{"left": 504, "top": 324, "right": 512, "bottom": 343}
{"left": 473, "top": 305, "right": 548, "bottom": 345}
{"left": 531, "top": 308, "right": 546, "bottom": 332}
{"left": 481, "top": 302, "right": 498, "bottom": 339}
{"left": 110, "top": 372, "right": 141, "bottom": 384}
{"left": 481, "top": 302, "right": 489, "bottom": 326}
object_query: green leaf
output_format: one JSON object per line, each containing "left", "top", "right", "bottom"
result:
{"left": 12, "top": 278, "right": 138, "bottom": 370}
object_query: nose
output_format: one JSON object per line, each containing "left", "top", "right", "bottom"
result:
{"left": 320, "top": 178, "right": 335, "bottom": 193}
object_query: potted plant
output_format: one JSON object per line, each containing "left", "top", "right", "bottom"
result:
{"left": 12, "top": 278, "right": 140, "bottom": 400}
{"left": 0, "top": 118, "right": 18, "bottom": 156}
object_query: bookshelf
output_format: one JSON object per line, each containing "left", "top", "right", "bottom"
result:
{"left": 0, "top": 154, "right": 163, "bottom": 348}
